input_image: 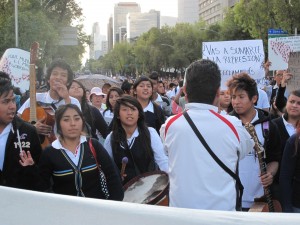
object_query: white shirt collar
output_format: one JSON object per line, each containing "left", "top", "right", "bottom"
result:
{"left": 0, "top": 123, "right": 12, "bottom": 136}
{"left": 52, "top": 136, "right": 87, "bottom": 150}
{"left": 184, "top": 102, "right": 219, "bottom": 112}
{"left": 273, "top": 84, "right": 279, "bottom": 89}
{"left": 143, "top": 101, "right": 154, "bottom": 113}
{"left": 45, "top": 91, "right": 58, "bottom": 103}
{"left": 251, "top": 109, "right": 259, "bottom": 123}
{"left": 282, "top": 115, "right": 296, "bottom": 135}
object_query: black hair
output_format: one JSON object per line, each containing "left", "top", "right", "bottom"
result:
{"left": 185, "top": 59, "right": 221, "bottom": 104}
{"left": 46, "top": 59, "right": 74, "bottom": 88}
{"left": 227, "top": 72, "right": 258, "bottom": 101}
{"left": 0, "top": 71, "right": 14, "bottom": 97}
{"left": 68, "top": 80, "right": 95, "bottom": 133}
{"left": 55, "top": 104, "right": 85, "bottom": 139}
{"left": 104, "top": 87, "right": 124, "bottom": 113}
{"left": 121, "top": 80, "right": 133, "bottom": 95}
{"left": 111, "top": 95, "right": 153, "bottom": 159}
{"left": 149, "top": 71, "right": 159, "bottom": 80}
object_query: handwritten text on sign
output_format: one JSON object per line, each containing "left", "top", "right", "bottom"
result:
{"left": 202, "top": 40, "right": 265, "bottom": 88}
{"left": 287, "top": 51, "right": 300, "bottom": 93}
{"left": 0, "top": 48, "right": 30, "bottom": 93}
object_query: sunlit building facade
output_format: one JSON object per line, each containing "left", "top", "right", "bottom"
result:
{"left": 199, "top": 0, "right": 240, "bottom": 25}
{"left": 126, "top": 10, "right": 160, "bottom": 42}
{"left": 113, "top": 2, "right": 141, "bottom": 45}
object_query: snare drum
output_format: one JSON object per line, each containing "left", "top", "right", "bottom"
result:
{"left": 123, "top": 171, "right": 169, "bottom": 206}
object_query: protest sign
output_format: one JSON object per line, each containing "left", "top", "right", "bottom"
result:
{"left": 0, "top": 48, "right": 30, "bottom": 93}
{"left": 268, "top": 36, "right": 300, "bottom": 71}
{"left": 287, "top": 51, "right": 300, "bottom": 93}
{"left": 202, "top": 40, "right": 265, "bottom": 89}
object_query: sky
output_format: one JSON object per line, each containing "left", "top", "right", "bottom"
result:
{"left": 76, "top": 0, "right": 178, "bottom": 36}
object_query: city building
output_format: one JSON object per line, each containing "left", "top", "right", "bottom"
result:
{"left": 126, "top": 10, "right": 160, "bottom": 42}
{"left": 113, "top": 2, "right": 141, "bottom": 45}
{"left": 107, "top": 16, "right": 113, "bottom": 52}
{"left": 178, "top": 0, "right": 199, "bottom": 23}
{"left": 90, "top": 22, "right": 106, "bottom": 59}
{"left": 199, "top": 0, "right": 240, "bottom": 25}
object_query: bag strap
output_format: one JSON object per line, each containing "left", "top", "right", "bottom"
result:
{"left": 183, "top": 111, "right": 243, "bottom": 211}
{"left": 89, "top": 138, "right": 100, "bottom": 168}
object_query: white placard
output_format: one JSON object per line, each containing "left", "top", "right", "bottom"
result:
{"left": 202, "top": 40, "right": 265, "bottom": 89}
{"left": 0, "top": 48, "right": 30, "bottom": 93}
{"left": 268, "top": 36, "right": 300, "bottom": 71}
{"left": 287, "top": 51, "right": 300, "bottom": 93}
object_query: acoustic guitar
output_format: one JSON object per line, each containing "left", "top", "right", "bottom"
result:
{"left": 244, "top": 122, "right": 282, "bottom": 212}
{"left": 21, "top": 42, "right": 55, "bottom": 149}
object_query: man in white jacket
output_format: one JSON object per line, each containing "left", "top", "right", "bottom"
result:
{"left": 160, "top": 59, "right": 254, "bottom": 211}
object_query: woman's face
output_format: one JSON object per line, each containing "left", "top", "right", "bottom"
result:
{"left": 90, "top": 94, "right": 104, "bottom": 109}
{"left": 286, "top": 94, "right": 300, "bottom": 119}
{"left": 69, "top": 82, "right": 84, "bottom": 101}
{"left": 59, "top": 108, "right": 83, "bottom": 139}
{"left": 135, "top": 81, "right": 153, "bottom": 101}
{"left": 119, "top": 103, "right": 139, "bottom": 128}
{"left": 109, "top": 91, "right": 121, "bottom": 110}
{"left": 219, "top": 90, "right": 231, "bottom": 108}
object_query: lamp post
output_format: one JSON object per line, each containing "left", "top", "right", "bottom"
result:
{"left": 14, "top": 0, "right": 18, "bottom": 47}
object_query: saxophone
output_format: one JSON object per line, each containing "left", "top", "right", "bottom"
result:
{"left": 244, "top": 122, "right": 275, "bottom": 212}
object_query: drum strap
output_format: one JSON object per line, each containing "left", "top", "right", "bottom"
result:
{"left": 127, "top": 145, "right": 141, "bottom": 177}
{"left": 183, "top": 111, "right": 243, "bottom": 211}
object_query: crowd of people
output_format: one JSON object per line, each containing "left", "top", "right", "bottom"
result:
{"left": 0, "top": 57, "right": 300, "bottom": 213}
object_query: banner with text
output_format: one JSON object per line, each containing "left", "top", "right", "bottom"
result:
{"left": 268, "top": 36, "right": 300, "bottom": 71}
{"left": 0, "top": 48, "right": 30, "bottom": 93}
{"left": 202, "top": 40, "right": 265, "bottom": 89}
{"left": 287, "top": 51, "right": 300, "bottom": 93}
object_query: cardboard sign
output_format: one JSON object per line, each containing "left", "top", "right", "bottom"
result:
{"left": 202, "top": 40, "right": 265, "bottom": 89}
{"left": 268, "top": 36, "right": 300, "bottom": 71}
{"left": 0, "top": 48, "right": 30, "bottom": 93}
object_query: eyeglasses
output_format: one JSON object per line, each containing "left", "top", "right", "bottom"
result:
{"left": 276, "top": 74, "right": 283, "bottom": 77}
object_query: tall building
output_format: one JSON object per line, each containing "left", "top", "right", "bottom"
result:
{"left": 178, "top": 0, "right": 199, "bottom": 23}
{"left": 107, "top": 16, "right": 113, "bottom": 52}
{"left": 90, "top": 22, "right": 106, "bottom": 59}
{"left": 113, "top": 2, "right": 141, "bottom": 45}
{"left": 126, "top": 10, "right": 160, "bottom": 42}
{"left": 199, "top": 0, "right": 240, "bottom": 25}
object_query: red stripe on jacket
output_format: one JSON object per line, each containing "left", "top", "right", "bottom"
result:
{"left": 209, "top": 110, "right": 240, "bottom": 142}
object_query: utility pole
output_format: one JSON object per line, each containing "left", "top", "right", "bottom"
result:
{"left": 14, "top": 0, "right": 19, "bottom": 47}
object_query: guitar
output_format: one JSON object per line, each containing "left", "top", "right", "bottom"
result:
{"left": 244, "top": 122, "right": 282, "bottom": 212}
{"left": 21, "top": 42, "right": 55, "bottom": 149}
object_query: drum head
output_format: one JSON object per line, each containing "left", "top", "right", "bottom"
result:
{"left": 123, "top": 171, "right": 169, "bottom": 204}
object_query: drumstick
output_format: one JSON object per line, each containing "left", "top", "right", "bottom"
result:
{"left": 120, "top": 157, "right": 128, "bottom": 179}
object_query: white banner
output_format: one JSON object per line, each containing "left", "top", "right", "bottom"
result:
{"left": 202, "top": 40, "right": 265, "bottom": 89}
{"left": 0, "top": 48, "right": 30, "bottom": 93}
{"left": 268, "top": 36, "right": 300, "bottom": 71}
{"left": 0, "top": 186, "right": 300, "bottom": 225}
{"left": 287, "top": 51, "right": 300, "bottom": 93}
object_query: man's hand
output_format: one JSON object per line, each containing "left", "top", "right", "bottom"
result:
{"left": 19, "top": 150, "right": 35, "bottom": 167}
{"left": 35, "top": 117, "right": 52, "bottom": 136}
{"left": 281, "top": 70, "right": 293, "bottom": 87}
{"left": 260, "top": 171, "right": 274, "bottom": 188}
{"left": 52, "top": 81, "right": 71, "bottom": 103}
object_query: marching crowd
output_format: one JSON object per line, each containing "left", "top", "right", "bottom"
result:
{"left": 0, "top": 58, "right": 299, "bottom": 213}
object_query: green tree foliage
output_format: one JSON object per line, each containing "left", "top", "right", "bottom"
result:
{"left": 0, "top": 0, "right": 89, "bottom": 71}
